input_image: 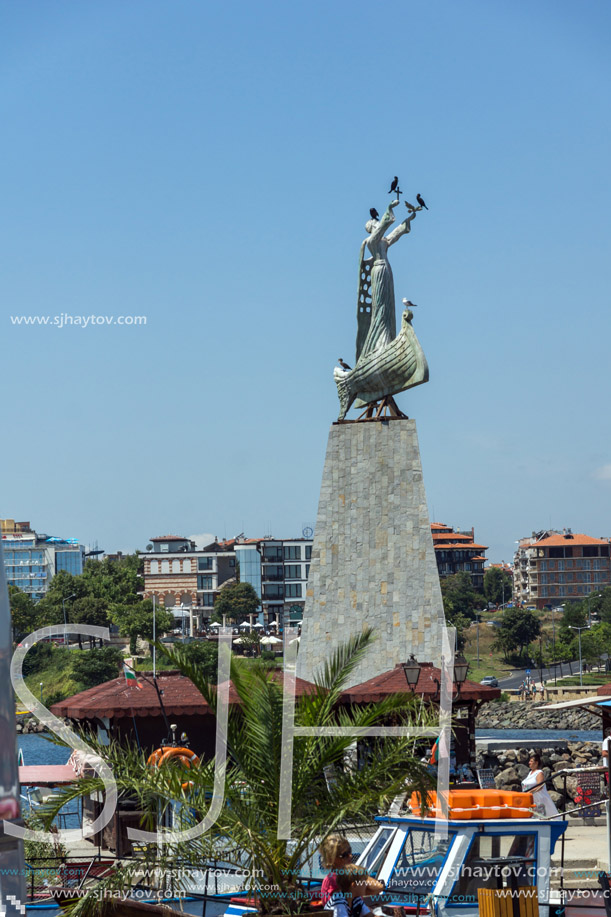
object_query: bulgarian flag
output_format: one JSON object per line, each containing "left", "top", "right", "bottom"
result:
{"left": 124, "top": 662, "right": 143, "bottom": 689}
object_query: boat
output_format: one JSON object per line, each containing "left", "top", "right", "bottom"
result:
{"left": 334, "top": 308, "right": 429, "bottom": 421}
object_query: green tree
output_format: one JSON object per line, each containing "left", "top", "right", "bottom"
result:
{"left": 214, "top": 581, "right": 260, "bottom": 623}
{"left": 71, "top": 646, "right": 124, "bottom": 688}
{"left": 440, "top": 572, "right": 483, "bottom": 622}
{"left": 43, "top": 630, "right": 435, "bottom": 915}
{"left": 483, "top": 567, "right": 512, "bottom": 606}
{"left": 558, "top": 602, "right": 588, "bottom": 644}
{"left": 494, "top": 608, "right": 541, "bottom": 661}
{"left": 160, "top": 640, "right": 219, "bottom": 681}
{"left": 8, "top": 586, "right": 37, "bottom": 640}
{"left": 110, "top": 600, "right": 174, "bottom": 654}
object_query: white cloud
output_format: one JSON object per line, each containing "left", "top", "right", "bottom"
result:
{"left": 593, "top": 464, "right": 611, "bottom": 481}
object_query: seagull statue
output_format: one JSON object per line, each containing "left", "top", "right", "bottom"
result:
{"left": 405, "top": 200, "right": 417, "bottom": 212}
{"left": 338, "top": 358, "right": 352, "bottom": 371}
{"left": 402, "top": 298, "right": 418, "bottom": 309}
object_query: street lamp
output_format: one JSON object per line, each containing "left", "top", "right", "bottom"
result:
{"left": 62, "top": 593, "right": 76, "bottom": 629}
{"left": 587, "top": 593, "right": 602, "bottom": 627}
{"left": 39, "top": 682, "right": 43, "bottom": 703}
{"left": 402, "top": 655, "right": 421, "bottom": 689}
{"left": 402, "top": 654, "right": 469, "bottom": 696}
{"left": 569, "top": 624, "right": 590, "bottom": 687}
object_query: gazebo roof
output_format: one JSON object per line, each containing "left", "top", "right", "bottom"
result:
{"left": 340, "top": 662, "right": 501, "bottom": 704}
{"left": 51, "top": 670, "right": 316, "bottom": 720}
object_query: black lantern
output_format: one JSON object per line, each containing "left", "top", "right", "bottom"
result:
{"left": 402, "top": 654, "right": 421, "bottom": 689}
{"left": 453, "top": 654, "right": 469, "bottom": 687}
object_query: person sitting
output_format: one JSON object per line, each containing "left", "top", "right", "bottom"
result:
{"left": 320, "top": 836, "right": 384, "bottom": 912}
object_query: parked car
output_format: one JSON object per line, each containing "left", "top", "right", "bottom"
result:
{"left": 480, "top": 675, "right": 499, "bottom": 687}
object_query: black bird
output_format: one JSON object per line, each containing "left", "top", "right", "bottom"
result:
{"left": 416, "top": 193, "right": 428, "bottom": 210}
{"left": 369, "top": 207, "right": 379, "bottom": 220}
{"left": 338, "top": 358, "right": 351, "bottom": 371}
{"left": 388, "top": 176, "right": 400, "bottom": 194}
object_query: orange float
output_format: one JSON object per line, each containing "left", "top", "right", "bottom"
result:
{"left": 410, "top": 789, "right": 535, "bottom": 819}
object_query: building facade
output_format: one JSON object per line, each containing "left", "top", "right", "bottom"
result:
{"left": 141, "top": 535, "right": 236, "bottom": 614}
{"left": 1, "top": 520, "right": 85, "bottom": 600}
{"left": 229, "top": 537, "right": 313, "bottom": 625}
{"left": 515, "top": 530, "right": 611, "bottom": 609}
{"left": 431, "top": 523, "right": 487, "bottom": 590}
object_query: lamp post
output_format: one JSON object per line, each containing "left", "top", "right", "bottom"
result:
{"left": 475, "top": 612, "right": 480, "bottom": 664}
{"left": 587, "top": 593, "right": 602, "bottom": 627}
{"left": 62, "top": 593, "right": 76, "bottom": 629}
{"left": 39, "top": 682, "right": 43, "bottom": 703}
{"left": 569, "top": 625, "right": 590, "bottom": 687}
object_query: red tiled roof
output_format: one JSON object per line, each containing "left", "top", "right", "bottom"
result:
{"left": 340, "top": 663, "right": 500, "bottom": 703}
{"left": 50, "top": 670, "right": 315, "bottom": 720}
{"left": 470, "top": 556, "right": 486, "bottom": 562}
{"left": 434, "top": 542, "right": 488, "bottom": 551}
{"left": 526, "top": 533, "right": 610, "bottom": 548}
{"left": 431, "top": 523, "right": 452, "bottom": 530}
{"left": 432, "top": 533, "right": 473, "bottom": 541}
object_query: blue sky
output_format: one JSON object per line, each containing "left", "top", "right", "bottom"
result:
{"left": 2, "top": 0, "right": 610, "bottom": 563}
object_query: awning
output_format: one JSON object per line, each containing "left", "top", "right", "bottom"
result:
{"left": 19, "top": 765, "right": 78, "bottom": 786}
{"left": 538, "top": 693, "right": 611, "bottom": 711}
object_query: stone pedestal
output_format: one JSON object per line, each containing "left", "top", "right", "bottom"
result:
{"left": 296, "top": 419, "right": 446, "bottom": 688}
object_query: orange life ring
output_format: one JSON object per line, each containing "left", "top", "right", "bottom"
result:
{"left": 147, "top": 746, "right": 200, "bottom": 769}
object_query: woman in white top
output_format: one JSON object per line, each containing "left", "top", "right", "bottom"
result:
{"left": 521, "top": 753, "right": 559, "bottom": 817}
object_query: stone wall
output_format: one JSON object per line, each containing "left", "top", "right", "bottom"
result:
{"left": 477, "top": 700, "right": 601, "bottom": 731}
{"left": 297, "top": 420, "right": 447, "bottom": 688}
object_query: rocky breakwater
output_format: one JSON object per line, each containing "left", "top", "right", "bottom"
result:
{"left": 476, "top": 702, "right": 604, "bottom": 813}
{"left": 477, "top": 700, "right": 601, "bottom": 732}
{"left": 16, "top": 715, "right": 46, "bottom": 734}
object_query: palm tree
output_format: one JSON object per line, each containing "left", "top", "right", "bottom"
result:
{"left": 44, "top": 629, "right": 436, "bottom": 915}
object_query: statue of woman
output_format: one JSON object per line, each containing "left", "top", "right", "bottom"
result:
{"left": 357, "top": 200, "right": 416, "bottom": 362}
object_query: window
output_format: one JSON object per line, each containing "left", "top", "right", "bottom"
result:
{"left": 285, "top": 565, "right": 301, "bottom": 579}
{"left": 283, "top": 546, "right": 301, "bottom": 561}
{"left": 264, "top": 565, "right": 284, "bottom": 581}
{"left": 183, "top": 559, "right": 192, "bottom": 573}
{"left": 263, "top": 584, "right": 284, "bottom": 599}
{"left": 151, "top": 560, "right": 159, "bottom": 574}
{"left": 198, "top": 575, "right": 214, "bottom": 590}
{"left": 450, "top": 833, "right": 536, "bottom": 897}
{"left": 386, "top": 829, "right": 453, "bottom": 897}
{"left": 180, "top": 593, "right": 192, "bottom": 606}
{"left": 202, "top": 593, "right": 214, "bottom": 607}
{"left": 305, "top": 545, "right": 312, "bottom": 561}
{"left": 583, "top": 546, "right": 599, "bottom": 557}
{"left": 198, "top": 557, "right": 213, "bottom": 571}
{"left": 305, "top": 564, "right": 310, "bottom": 579}
{"left": 161, "top": 560, "right": 170, "bottom": 574}
{"left": 160, "top": 544, "right": 169, "bottom": 553}
{"left": 172, "top": 560, "right": 181, "bottom": 573}
{"left": 262, "top": 545, "right": 283, "bottom": 562}
{"left": 285, "top": 584, "right": 302, "bottom": 598}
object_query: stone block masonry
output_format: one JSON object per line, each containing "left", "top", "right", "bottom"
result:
{"left": 296, "top": 419, "right": 446, "bottom": 688}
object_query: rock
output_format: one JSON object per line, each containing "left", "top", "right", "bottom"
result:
{"left": 516, "top": 764, "right": 529, "bottom": 780}
{"left": 15, "top": 724, "right": 22, "bottom": 733}
{"left": 495, "top": 767, "right": 520, "bottom": 788}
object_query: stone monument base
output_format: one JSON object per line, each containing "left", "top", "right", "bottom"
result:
{"left": 296, "top": 418, "right": 446, "bottom": 688}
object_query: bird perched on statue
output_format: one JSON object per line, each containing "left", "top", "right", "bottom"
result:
{"left": 388, "top": 176, "right": 400, "bottom": 194}
{"left": 404, "top": 201, "right": 416, "bottom": 213}
{"left": 338, "top": 358, "right": 352, "bottom": 371}
{"left": 402, "top": 298, "right": 418, "bottom": 309}
{"left": 369, "top": 207, "right": 379, "bottom": 220}
{"left": 416, "top": 193, "right": 428, "bottom": 210}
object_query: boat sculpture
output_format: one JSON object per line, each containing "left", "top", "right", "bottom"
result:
{"left": 335, "top": 196, "right": 429, "bottom": 420}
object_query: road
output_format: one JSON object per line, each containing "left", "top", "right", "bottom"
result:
{"left": 498, "top": 661, "right": 590, "bottom": 690}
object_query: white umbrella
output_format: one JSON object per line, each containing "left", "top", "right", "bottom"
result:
{"left": 253, "top": 622, "right": 264, "bottom": 629}
{"left": 239, "top": 621, "right": 251, "bottom": 630}
{"left": 261, "top": 636, "right": 283, "bottom": 646}
{"left": 268, "top": 621, "right": 278, "bottom": 628}
{"left": 209, "top": 622, "right": 221, "bottom": 629}
{"left": 233, "top": 637, "right": 245, "bottom": 645}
